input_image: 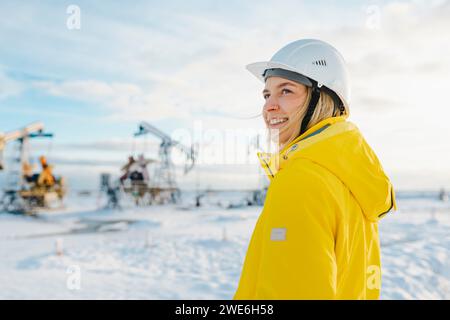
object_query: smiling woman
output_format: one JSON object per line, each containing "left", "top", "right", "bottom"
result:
{"left": 233, "top": 39, "right": 397, "bottom": 300}
{"left": 262, "top": 76, "right": 346, "bottom": 150}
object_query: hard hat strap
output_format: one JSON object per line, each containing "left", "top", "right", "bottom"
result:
{"left": 300, "top": 81, "right": 321, "bottom": 136}
{"left": 322, "top": 87, "right": 345, "bottom": 116}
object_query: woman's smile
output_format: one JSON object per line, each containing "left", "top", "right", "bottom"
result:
{"left": 267, "top": 116, "right": 289, "bottom": 129}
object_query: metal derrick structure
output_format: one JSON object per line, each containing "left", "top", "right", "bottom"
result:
{"left": 120, "top": 121, "right": 196, "bottom": 205}
{"left": 0, "top": 122, "right": 65, "bottom": 214}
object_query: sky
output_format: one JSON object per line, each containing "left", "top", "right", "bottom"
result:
{"left": 0, "top": 0, "right": 449, "bottom": 191}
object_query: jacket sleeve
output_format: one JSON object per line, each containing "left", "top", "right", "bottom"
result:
{"left": 236, "top": 159, "right": 338, "bottom": 299}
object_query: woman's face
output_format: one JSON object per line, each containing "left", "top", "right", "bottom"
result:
{"left": 262, "top": 76, "right": 308, "bottom": 147}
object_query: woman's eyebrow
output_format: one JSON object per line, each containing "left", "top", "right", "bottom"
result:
{"left": 262, "top": 82, "right": 296, "bottom": 94}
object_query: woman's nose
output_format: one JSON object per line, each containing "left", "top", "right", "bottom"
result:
{"left": 264, "top": 98, "right": 280, "bottom": 112}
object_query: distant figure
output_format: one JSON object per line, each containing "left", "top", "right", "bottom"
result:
{"left": 22, "top": 161, "right": 39, "bottom": 184}
{"left": 120, "top": 155, "right": 136, "bottom": 183}
{"left": 37, "top": 156, "right": 55, "bottom": 187}
{"left": 106, "top": 179, "right": 121, "bottom": 210}
{"left": 126, "top": 154, "right": 151, "bottom": 184}
{"left": 128, "top": 158, "right": 144, "bottom": 183}
{"left": 137, "top": 154, "right": 150, "bottom": 183}
{"left": 439, "top": 188, "right": 448, "bottom": 202}
{"left": 106, "top": 185, "right": 120, "bottom": 209}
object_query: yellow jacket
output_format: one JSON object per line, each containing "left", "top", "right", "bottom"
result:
{"left": 233, "top": 116, "right": 397, "bottom": 300}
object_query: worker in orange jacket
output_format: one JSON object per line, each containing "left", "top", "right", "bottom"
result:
{"left": 38, "top": 155, "right": 55, "bottom": 187}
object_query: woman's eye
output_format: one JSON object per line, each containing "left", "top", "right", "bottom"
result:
{"left": 281, "top": 88, "right": 292, "bottom": 95}
{"left": 263, "top": 94, "right": 270, "bottom": 100}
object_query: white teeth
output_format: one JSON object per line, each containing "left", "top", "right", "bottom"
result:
{"left": 269, "top": 118, "right": 288, "bottom": 125}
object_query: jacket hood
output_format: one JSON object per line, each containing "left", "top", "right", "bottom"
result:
{"left": 257, "top": 116, "right": 397, "bottom": 222}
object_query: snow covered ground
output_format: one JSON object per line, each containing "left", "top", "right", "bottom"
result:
{"left": 0, "top": 190, "right": 449, "bottom": 300}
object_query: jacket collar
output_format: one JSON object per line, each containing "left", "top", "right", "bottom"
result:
{"left": 257, "top": 115, "right": 349, "bottom": 180}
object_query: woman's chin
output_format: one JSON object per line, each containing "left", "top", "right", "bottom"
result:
{"left": 267, "top": 136, "right": 289, "bottom": 150}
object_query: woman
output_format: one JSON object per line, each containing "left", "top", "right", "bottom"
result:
{"left": 233, "top": 39, "right": 397, "bottom": 300}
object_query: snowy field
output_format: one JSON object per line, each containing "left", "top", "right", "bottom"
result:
{"left": 0, "top": 191, "right": 449, "bottom": 300}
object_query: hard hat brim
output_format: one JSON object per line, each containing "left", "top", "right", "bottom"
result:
{"left": 246, "top": 61, "right": 308, "bottom": 83}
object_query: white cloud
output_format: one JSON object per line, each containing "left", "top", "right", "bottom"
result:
{"left": 34, "top": 79, "right": 188, "bottom": 121}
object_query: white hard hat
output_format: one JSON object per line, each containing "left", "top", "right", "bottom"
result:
{"left": 246, "top": 39, "right": 351, "bottom": 111}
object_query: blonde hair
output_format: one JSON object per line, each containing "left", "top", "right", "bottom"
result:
{"left": 275, "top": 87, "right": 349, "bottom": 150}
